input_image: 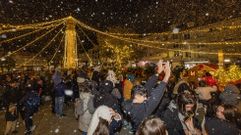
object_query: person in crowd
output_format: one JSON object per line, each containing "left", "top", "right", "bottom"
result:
{"left": 205, "top": 104, "right": 241, "bottom": 135}
{"left": 123, "top": 74, "right": 134, "bottom": 101}
{"left": 76, "top": 78, "right": 95, "bottom": 135}
{"left": 195, "top": 80, "right": 217, "bottom": 102}
{"left": 91, "top": 65, "right": 102, "bottom": 84}
{"left": 162, "top": 90, "right": 202, "bottom": 135}
{"left": 4, "top": 104, "right": 18, "bottom": 135}
{"left": 51, "top": 69, "right": 62, "bottom": 113}
{"left": 88, "top": 105, "right": 121, "bottom": 135}
{"left": 19, "top": 82, "right": 39, "bottom": 135}
{"left": 72, "top": 70, "right": 80, "bottom": 101}
{"left": 52, "top": 68, "right": 62, "bottom": 87}
{"left": 114, "top": 74, "right": 124, "bottom": 103}
{"left": 136, "top": 116, "right": 168, "bottom": 135}
{"left": 219, "top": 84, "right": 241, "bottom": 111}
{"left": 2, "top": 80, "right": 21, "bottom": 107}
{"left": 122, "top": 60, "right": 171, "bottom": 133}
{"left": 54, "top": 78, "right": 66, "bottom": 117}
{"left": 93, "top": 70, "right": 123, "bottom": 134}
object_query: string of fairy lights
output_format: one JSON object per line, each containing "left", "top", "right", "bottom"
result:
{"left": 0, "top": 22, "right": 64, "bottom": 60}
{"left": 77, "top": 25, "right": 98, "bottom": 47}
{"left": 74, "top": 19, "right": 241, "bottom": 56}
{"left": 76, "top": 30, "right": 93, "bottom": 63}
{"left": 0, "top": 18, "right": 65, "bottom": 32}
{"left": 19, "top": 26, "right": 65, "bottom": 67}
{"left": 75, "top": 19, "right": 241, "bottom": 46}
{"left": 0, "top": 24, "right": 62, "bottom": 44}
{"left": 2, "top": 16, "right": 241, "bottom": 68}
{"left": 103, "top": 17, "right": 241, "bottom": 37}
{"left": 48, "top": 33, "right": 65, "bottom": 65}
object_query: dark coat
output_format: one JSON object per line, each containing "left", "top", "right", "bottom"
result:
{"left": 122, "top": 74, "right": 167, "bottom": 132}
{"left": 54, "top": 82, "right": 66, "bottom": 97}
{"left": 205, "top": 117, "right": 241, "bottom": 135}
{"left": 161, "top": 107, "right": 201, "bottom": 135}
{"left": 3, "top": 87, "right": 21, "bottom": 106}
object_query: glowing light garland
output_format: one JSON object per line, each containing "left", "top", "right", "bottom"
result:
{"left": 0, "top": 23, "right": 62, "bottom": 44}
{"left": 107, "top": 17, "right": 241, "bottom": 36}
{"left": 76, "top": 31, "right": 93, "bottom": 63}
{"left": 0, "top": 23, "right": 63, "bottom": 59}
{"left": 0, "top": 18, "right": 65, "bottom": 30}
{"left": 77, "top": 25, "right": 98, "bottom": 47}
{"left": 48, "top": 33, "right": 65, "bottom": 65}
{"left": 1, "top": 15, "right": 241, "bottom": 67}
{"left": 73, "top": 21, "right": 241, "bottom": 56}
{"left": 20, "top": 26, "right": 64, "bottom": 67}
{"left": 73, "top": 17, "right": 241, "bottom": 46}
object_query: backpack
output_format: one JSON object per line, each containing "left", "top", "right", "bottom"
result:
{"left": 25, "top": 92, "right": 40, "bottom": 113}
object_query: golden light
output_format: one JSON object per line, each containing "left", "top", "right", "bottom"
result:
{"left": 63, "top": 16, "right": 78, "bottom": 69}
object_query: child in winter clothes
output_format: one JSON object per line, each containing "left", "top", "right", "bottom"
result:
{"left": 4, "top": 104, "right": 17, "bottom": 135}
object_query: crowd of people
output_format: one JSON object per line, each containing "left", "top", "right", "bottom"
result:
{"left": 1, "top": 60, "right": 241, "bottom": 135}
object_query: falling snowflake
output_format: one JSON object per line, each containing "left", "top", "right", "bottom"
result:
{"left": 9, "top": 0, "right": 14, "bottom": 4}
{"left": 55, "top": 128, "right": 59, "bottom": 133}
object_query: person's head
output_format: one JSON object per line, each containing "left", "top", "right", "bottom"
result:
{"left": 219, "top": 84, "right": 241, "bottom": 106}
{"left": 216, "top": 104, "right": 241, "bottom": 125}
{"left": 177, "top": 91, "right": 197, "bottom": 118}
{"left": 9, "top": 80, "right": 17, "bottom": 88}
{"left": 99, "top": 80, "right": 114, "bottom": 93}
{"left": 132, "top": 85, "right": 148, "bottom": 103}
{"left": 136, "top": 116, "right": 168, "bottom": 135}
{"left": 93, "top": 118, "right": 109, "bottom": 135}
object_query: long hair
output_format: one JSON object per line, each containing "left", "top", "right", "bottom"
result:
{"left": 93, "top": 118, "right": 109, "bottom": 135}
{"left": 136, "top": 116, "right": 167, "bottom": 135}
{"left": 221, "top": 104, "right": 241, "bottom": 128}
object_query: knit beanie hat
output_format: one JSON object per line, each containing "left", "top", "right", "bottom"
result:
{"left": 219, "top": 84, "right": 241, "bottom": 105}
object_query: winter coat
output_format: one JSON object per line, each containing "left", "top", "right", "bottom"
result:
{"left": 52, "top": 71, "right": 62, "bottom": 87}
{"left": 161, "top": 106, "right": 201, "bottom": 135}
{"left": 123, "top": 79, "right": 133, "bottom": 100}
{"left": 3, "top": 87, "right": 21, "bottom": 106}
{"left": 122, "top": 74, "right": 167, "bottom": 132}
{"left": 78, "top": 92, "right": 94, "bottom": 132}
{"left": 205, "top": 117, "right": 241, "bottom": 135}
{"left": 54, "top": 82, "right": 66, "bottom": 97}
{"left": 93, "top": 80, "right": 118, "bottom": 109}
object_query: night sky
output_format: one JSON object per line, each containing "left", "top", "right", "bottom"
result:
{"left": 1, "top": 0, "right": 241, "bottom": 33}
